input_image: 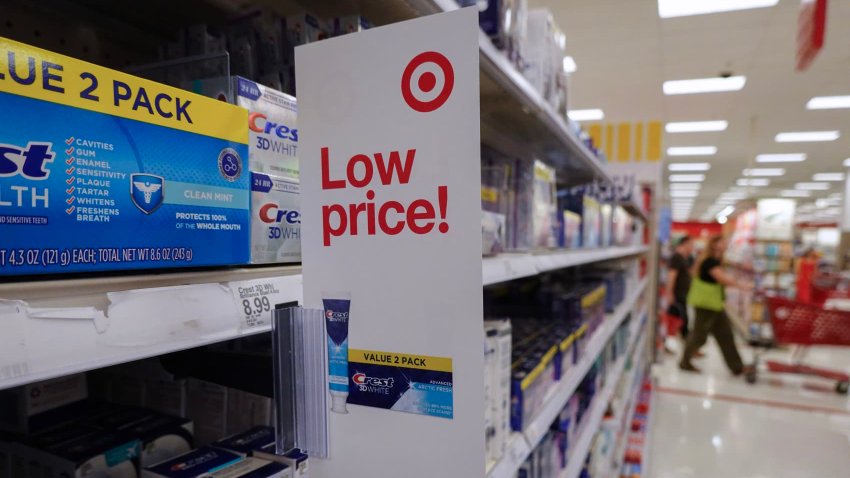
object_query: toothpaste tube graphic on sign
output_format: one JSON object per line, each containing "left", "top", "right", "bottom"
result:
{"left": 323, "top": 292, "right": 351, "bottom": 414}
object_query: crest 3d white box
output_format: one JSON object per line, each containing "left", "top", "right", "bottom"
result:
{"left": 234, "top": 77, "right": 299, "bottom": 180}
{"left": 250, "top": 173, "right": 300, "bottom": 264}
{"left": 0, "top": 37, "right": 250, "bottom": 275}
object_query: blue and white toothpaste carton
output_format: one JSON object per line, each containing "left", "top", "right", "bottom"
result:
{"left": 0, "top": 38, "right": 250, "bottom": 275}
{"left": 235, "top": 77, "right": 298, "bottom": 180}
{"left": 211, "top": 426, "right": 274, "bottom": 457}
{"left": 250, "top": 173, "right": 300, "bottom": 264}
{"left": 143, "top": 446, "right": 290, "bottom": 478}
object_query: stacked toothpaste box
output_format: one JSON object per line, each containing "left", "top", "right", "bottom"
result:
{"left": 145, "top": 426, "right": 307, "bottom": 478}
{"left": 0, "top": 39, "right": 306, "bottom": 277}
{"left": 0, "top": 39, "right": 251, "bottom": 276}
{"left": 0, "top": 369, "right": 309, "bottom": 478}
{"left": 233, "top": 77, "right": 302, "bottom": 264}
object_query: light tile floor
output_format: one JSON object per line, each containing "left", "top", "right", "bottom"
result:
{"left": 649, "top": 337, "right": 850, "bottom": 478}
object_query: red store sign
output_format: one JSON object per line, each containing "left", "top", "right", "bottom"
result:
{"left": 796, "top": 0, "right": 828, "bottom": 71}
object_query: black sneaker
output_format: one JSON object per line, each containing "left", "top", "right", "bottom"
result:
{"left": 679, "top": 362, "right": 701, "bottom": 373}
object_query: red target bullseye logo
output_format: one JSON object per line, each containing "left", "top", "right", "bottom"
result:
{"left": 401, "top": 51, "right": 454, "bottom": 113}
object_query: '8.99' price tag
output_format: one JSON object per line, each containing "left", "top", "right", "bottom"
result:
{"left": 228, "top": 275, "right": 302, "bottom": 329}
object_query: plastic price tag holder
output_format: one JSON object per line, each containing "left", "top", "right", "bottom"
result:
{"left": 272, "top": 306, "right": 328, "bottom": 459}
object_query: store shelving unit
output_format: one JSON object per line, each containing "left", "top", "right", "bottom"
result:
{"left": 640, "top": 380, "right": 657, "bottom": 476}
{"left": 486, "top": 278, "right": 648, "bottom": 478}
{"left": 483, "top": 245, "right": 649, "bottom": 286}
{"left": 557, "top": 308, "right": 647, "bottom": 478}
{"left": 599, "top": 338, "right": 648, "bottom": 477}
{"left": 1, "top": 249, "right": 648, "bottom": 391}
{"left": 2, "top": 3, "right": 657, "bottom": 477}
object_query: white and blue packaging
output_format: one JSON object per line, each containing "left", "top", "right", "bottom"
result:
{"left": 234, "top": 77, "right": 299, "bottom": 179}
{"left": 143, "top": 446, "right": 290, "bottom": 478}
{"left": 250, "top": 173, "right": 300, "bottom": 264}
{"left": 0, "top": 38, "right": 250, "bottom": 275}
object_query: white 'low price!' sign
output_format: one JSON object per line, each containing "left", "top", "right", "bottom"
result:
{"left": 297, "top": 8, "right": 484, "bottom": 478}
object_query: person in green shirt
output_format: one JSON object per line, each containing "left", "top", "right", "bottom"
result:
{"left": 681, "top": 235, "right": 752, "bottom": 374}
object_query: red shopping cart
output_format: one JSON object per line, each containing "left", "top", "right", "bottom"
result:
{"left": 746, "top": 296, "right": 850, "bottom": 394}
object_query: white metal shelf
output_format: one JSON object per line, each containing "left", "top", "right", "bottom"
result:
{"left": 0, "top": 269, "right": 302, "bottom": 390}
{"left": 596, "top": 325, "right": 649, "bottom": 478}
{"left": 0, "top": 247, "right": 648, "bottom": 391}
{"left": 559, "top": 309, "right": 648, "bottom": 478}
{"left": 483, "top": 245, "right": 649, "bottom": 286}
{"left": 486, "top": 278, "right": 648, "bottom": 478}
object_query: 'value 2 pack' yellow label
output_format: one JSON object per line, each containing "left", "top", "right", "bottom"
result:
{"left": 0, "top": 37, "right": 250, "bottom": 275}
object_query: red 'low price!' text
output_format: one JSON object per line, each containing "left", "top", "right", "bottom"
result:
{"left": 321, "top": 146, "right": 448, "bottom": 246}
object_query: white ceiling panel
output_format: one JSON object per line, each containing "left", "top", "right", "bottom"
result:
{"left": 533, "top": 0, "right": 850, "bottom": 219}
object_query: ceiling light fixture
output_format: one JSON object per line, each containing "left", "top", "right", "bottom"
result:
{"left": 755, "top": 153, "right": 807, "bottom": 163}
{"left": 663, "top": 77, "right": 746, "bottom": 95}
{"left": 775, "top": 131, "right": 840, "bottom": 142}
{"left": 667, "top": 146, "right": 717, "bottom": 156}
{"left": 669, "top": 174, "right": 706, "bottom": 182}
{"left": 562, "top": 56, "right": 577, "bottom": 73}
{"left": 844, "top": 158, "right": 850, "bottom": 167}
{"left": 668, "top": 162, "right": 711, "bottom": 171}
{"left": 670, "top": 183, "right": 702, "bottom": 190}
{"left": 568, "top": 109, "right": 604, "bottom": 121}
{"left": 743, "top": 168, "right": 785, "bottom": 176}
{"left": 812, "top": 173, "right": 845, "bottom": 181}
{"left": 717, "top": 205, "right": 735, "bottom": 217}
{"left": 795, "top": 182, "right": 830, "bottom": 190}
{"left": 665, "top": 121, "right": 728, "bottom": 133}
{"left": 781, "top": 190, "right": 811, "bottom": 197}
{"left": 737, "top": 178, "right": 769, "bottom": 187}
{"left": 671, "top": 191, "right": 699, "bottom": 198}
{"left": 806, "top": 95, "right": 850, "bottom": 110}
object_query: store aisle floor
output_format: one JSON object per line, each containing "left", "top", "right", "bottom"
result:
{"left": 649, "top": 337, "right": 850, "bottom": 478}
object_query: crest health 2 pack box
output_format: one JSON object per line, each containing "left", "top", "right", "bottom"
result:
{"left": 0, "top": 38, "right": 250, "bottom": 275}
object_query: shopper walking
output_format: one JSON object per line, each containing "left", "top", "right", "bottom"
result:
{"left": 680, "top": 235, "right": 751, "bottom": 374}
{"left": 666, "top": 236, "right": 695, "bottom": 338}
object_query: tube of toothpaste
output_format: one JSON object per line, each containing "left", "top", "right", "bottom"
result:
{"left": 323, "top": 292, "right": 351, "bottom": 414}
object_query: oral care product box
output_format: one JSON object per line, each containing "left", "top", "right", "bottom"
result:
{"left": 145, "top": 447, "right": 290, "bottom": 478}
{"left": 32, "top": 430, "right": 141, "bottom": 478}
{"left": 532, "top": 161, "right": 557, "bottom": 249}
{"left": 250, "top": 173, "right": 300, "bottom": 264}
{"left": 332, "top": 16, "right": 372, "bottom": 36}
{"left": 253, "top": 447, "right": 307, "bottom": 478}
{"left": 483, "top": 325, "right": 497, "bottom": 463}
{"left": 234, "top": 77, "right": 299, "bottom": 179}
{"left": 122, "top": 414, "right": 194, "bottom": 467}
{"left": 0, "top": 374, "right": 87, "bottom": 434}
{"left": 186, "top": 380, "right": 228, "bottom": 447}
{"left": 209, "top": 457, "right": 290, "bottom": 478}
{"left": 0, "top": 38, "right": 250, "bottom": 276}
{"left": 212, "top": 426, "right": 274, "bottom": 457}
{"left": 484, "top": 319, "right": 511, "bottom": 462}
{"left": 225, "top": 391, "right": 273, "bottom": 435}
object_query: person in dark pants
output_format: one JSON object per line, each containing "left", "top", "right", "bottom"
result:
{"left": 681, "top": 235, "right": 752, "bottom": 374}
{"left": 666, "top": 236, "right": 694, "bottom": 338}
